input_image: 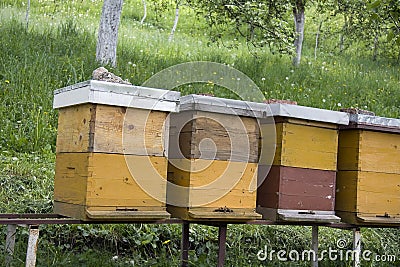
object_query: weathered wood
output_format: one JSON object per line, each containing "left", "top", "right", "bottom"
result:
{"left": 169, "top": 110, "right": 260, "bottom": 162}
{"left": 257, "top": 166, "right": 336, "bottom": 211}
{"left": 263, "top": 122, "right": 339, "bottom": 170}
{"left": 167, "top": 159, "right": 260, "bottom": 221}
{"left": 5, "top": 224, "right": 16, "bottom": 266}
{"left": 56, "top": 104, "right": 169, "bottom": 156}
{"left": 54, "top": 153, "right": 169, "bottom": 221}
{"left": 25, "top": 225, "right": 39, "bottom": 267}
{"left": 337, "top": 122, "right": 400, "bottom": 225}
{"left": 338, "top": 130, "right": 400, "bottom": 173}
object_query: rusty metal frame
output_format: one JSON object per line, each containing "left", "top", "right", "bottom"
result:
{"left": 1, "top": 213, "right": 400, "bottom": 267}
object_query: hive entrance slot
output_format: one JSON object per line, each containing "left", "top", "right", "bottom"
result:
{"left": 376, "top": 213, "right": 391, "bottom": 218}
{"left": 214, "top": 207, "right": 233, "bottom": 213}
{"left": 116, "top": 208, "right": 138, "bottom": 212}
{"left": 298, "top": 210, "right": 315, "bottom": 215}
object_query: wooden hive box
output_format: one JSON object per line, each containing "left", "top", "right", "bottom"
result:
{"left": 167, "top": 95, "right": 268, "bottom": 222}
{"left": 257, "top": 104, "right": 349, "bottom": 223}
{"left": 336, "top": 112, "right": 400, "bottom": 226}
{"left": 53, "top": 80, "right": 180, "bottom": 221}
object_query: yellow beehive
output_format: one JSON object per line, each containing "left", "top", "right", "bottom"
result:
{"left": 336, "top": 112, "right": 400, "bottom": 225}
{"left": 167, "top": 95, "right": 267, "bottom": 221}
{"left": 257, "top": 104, "right": 349, "bottom": 222}
{"left": 53, "top": 80, "right": 180, "bottom": 221}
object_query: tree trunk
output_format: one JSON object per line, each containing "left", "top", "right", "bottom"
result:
{"left": 169, "top": 3, "right": 180, "bottom": 42}
{"left": 96, "top": 0, "right": 124, "bottom": 67}
{"left": 314, "top": 20, "right": 322, "bottom": 60}
{"left": 293, "top": 0, "right": 305, "bottom": 66}
{"left": 25, "top": 0, "right": 30, "bottom": 30}
{"left": 140, "top": 0, "right": 147, "bottom": 24}
{"left": 373, "top": 32, "right": 379, "bottom": 61}
{"left": 339, "top": 15, "right": 347, "bottom": 53}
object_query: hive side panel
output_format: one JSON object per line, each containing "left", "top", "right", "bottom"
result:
{"left": 190, "top": 112, "right": 260, "bottom": 162}
{"left": 335, "top": 171, "right": 358, "bottom": 213}
{"left": 87, "top": 153, "right": 167, "bottom": 207}
{"left": 337, "top": 130, "right": 360, "bottom": 171}
{"left": 358, "top": 131, "right": 400, "bottom": 174}
{"left": 356, "top": 171, "right": 400, "bottom": 216}
{"left": 190, "top": 161, "right": 258, "bottom": 209}
{"left": 55, "top": 104, "right": 94, "bottom": 153}
{"left": 53, "top": 153, "right": 91, "bottom": 205}
{"left": 260, "top": 123, "right": 282, "bottom": 166}
{"left": 256, "top": 165, "right": 281, "bottom": 209}
{"left": 93, "top": 106, "right": 167, "bottom": 156}
{"left": 278, "top": 166, "right": 336, "bottom": 211}
{"left": 280, "top": 123, "right": 338, "bottom": 170}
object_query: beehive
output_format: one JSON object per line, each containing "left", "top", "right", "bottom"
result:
{"left": 336, "top": 112, "right": 400, "bottom": 225}
{"left": 257, "top": 104, "right": 349, "bottom": 222}
{"left": 167, "top": 95, "right": 267, "bottom": 221}
{"left": 53, "top": 80, "right": 180, "bottom": 221}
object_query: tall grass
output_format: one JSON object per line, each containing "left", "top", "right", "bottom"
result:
{"left": 0, "top": 1, "right": 399, "bottom": 266}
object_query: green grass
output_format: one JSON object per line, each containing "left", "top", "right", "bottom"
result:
{"left": 0, "top": 0, "right": 400, "bottom": 266}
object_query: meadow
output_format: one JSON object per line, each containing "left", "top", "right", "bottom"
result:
{"left": 0, "top": 0, "right": 399, "bottom": 266}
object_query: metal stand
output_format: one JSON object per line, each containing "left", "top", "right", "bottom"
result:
{"left": 5, "top": 224, "right": 17, "bottom": 266}
{"left": 311, "top": 225, "right": 318, "bottom": 267}
{"left": 25, "top": 225, "right": 39, "bottom": 267}
{"left": 217, "top": 224, "right": 227, "bottom": 267}
{"left": 352, "top": 228, "right": 361, "bottom": 267}
{"left": 181, "top": 222, "right": 190, "bottom": 267}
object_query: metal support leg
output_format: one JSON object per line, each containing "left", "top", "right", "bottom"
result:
{"left": 352, "top": 228, "right": 361, "bottom": 267}
{"left": 181, "top": 222, "right": 189, "bottom": 267}
{"left": 25, "top": 225, "right": 39, "bottom": 267}
{"left": 217, "top": 224, "right": 227, "bottom": 267}
{"left": 311, "top": 225, "right": 318, "bottom": 267}
{"left": 5, "top": 224, "right": 17, "bottom": 266}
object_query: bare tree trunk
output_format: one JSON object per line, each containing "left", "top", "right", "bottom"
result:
{"left": 339, "top": 15, "right": 347, "bottom": 53}
{"left": 96, "top": 0, "right": 124, "bottom": 67}
{"left": 25, "top": 0, "right": 30, "bottom": 30}
{"left": 140, "top": 0, "right": 147, "bottom": 24}
{"left": 168, "top": 2, "right": 180, "bottom": 42}
{"left": 373, "top": 32, "right": 379, "bottom": 61}
{"left": 293, "top": 0, "right": 305, "bottom": 66}
{"left": 314, "top": 20, "right": 322, "bottom": 60}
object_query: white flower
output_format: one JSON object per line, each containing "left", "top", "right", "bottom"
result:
{"left": 337, "top": 103, "right": 342, "bottom": 107}
{"left": 322, "top": 99, "right": 326, "bottom": 103}
{"left": 261, "top": 77, "right": 266, "bottom": 81}
{"left": 112, "top": 256, "right": 118, "bottom": 261}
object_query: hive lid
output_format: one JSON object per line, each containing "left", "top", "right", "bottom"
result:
{"left": 343, "top": 113, "right": 400, "bottom": 133}
{"left": 53, "top": 80, "right": 180, "bottom": 112}
{"left": 267, "top": 103, "right": 349, "bottom": 125}
{"left": 179, "top": 94, "right": 270, "bottom": 118}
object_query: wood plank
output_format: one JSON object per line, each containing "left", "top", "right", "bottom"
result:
{"left": 337, "top": 130, "right": 360, "bottom": 171}
{"left": 273, "top": 123, "right": 338, "bottom": 170}
{"left": 335, "top": 171, "right": 358, "bottom": 213}
{"left": 169, "top": 110, "right": 260, "bottom": 162}
{"left": 54, "top": 153, "right": 91, "bottom": 205}
{"left": 356, "top": 171, "right": 400, "bottom": 215}
{"left": 167, "top": 159, "right": 257, "bottom": 210}
{"left": 56, "top": 104, "right": 93, "bottom": 153}
{"left": 358, "top": 130, "right": 400, "bottom": 173}
{"left": 258, "top": 166, "right": 336, "bottom": 211}
{"left": 94, "top": 105, "right": 168, "bottom": 156}
{"left": 56, "top": 104, "right": 168, "bottom": 156}
{"left": 54, "top": 153, "right": 168, "bottom": 217}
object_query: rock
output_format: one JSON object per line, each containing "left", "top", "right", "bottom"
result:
{"left": 92, "top": 67, "right": 132, "bottom": 85}
{"left": 340, "top": 108, "right": 375, "bottom": 116}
